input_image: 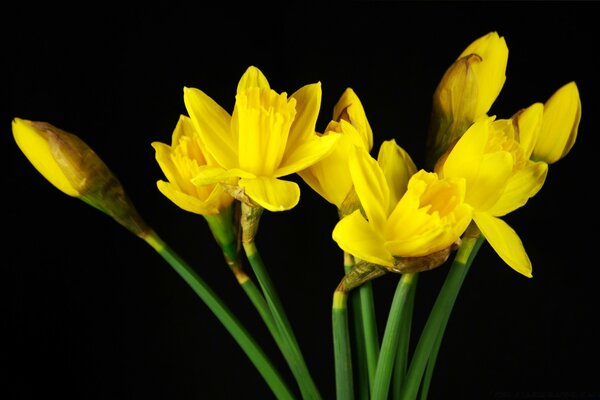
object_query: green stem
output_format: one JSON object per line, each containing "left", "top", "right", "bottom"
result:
{"left": 344, "top": 253, "right": 369, "bottom": 400}
{"left": 215, "top": 239, "right": 286, "bottom": 370}
{"left": 418, "top": 319, "right": 443, "bottom": 400}
{"left": 333, "top": 289, "right": 354, "bottom": 400}
{"left": 244, "top": 240, "right": 322, "bottom": 400}
{"left": 371, "top": 273, "right": 417, "bottom": 400}
{"left": 392, "top": 273, "right": 418, "bottom": 400}
{"left": 359, "top": 280, "right": 379, "bottom": 392}
{"left": 143, "top": 231, "right": 295, "bottom": 400}
{"left": 399, "top": 230, "right": 485, "bottom": 400}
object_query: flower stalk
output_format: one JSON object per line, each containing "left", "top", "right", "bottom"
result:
{"left": 241, "top": 202, "right": 322, "bottom": 400}
{"left": 399, "top": 224, "right": 485, "bottom": 400}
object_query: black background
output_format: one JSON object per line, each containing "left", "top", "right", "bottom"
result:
{"left": 4, "top": 3, "right": 599, "bottom": 399}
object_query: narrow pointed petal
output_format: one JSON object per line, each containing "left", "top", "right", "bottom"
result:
{"left": 441, "top": 117, "right": 489, "bottom": 179}
{"left": 286, "top": 82, "right": 322, "bottom": 150}
{"left": 191, "top": 166, "right": 251, "bottom": 186}
{"left": 534, "top": 82, "right": 581, "bottom": 163}
{"left": 488, "top": 161, "right": 548, "bottom": 216}
{"left": 442, "top": 118, "right": 513, "bottom": 210}
{"left": 239, "top": 176, "right": 300, "bottom": 212}
{"left": 297, "top": 132, "right": 354, "bottom": 207}
{"left": 276, "top": 133, "right": 340, "bottom": 177}
{"left": 333, "top": 88, "right": 373, "bottom": 151}
{"left": 467, "top": 151, "right": 513, "bottom": 210}
{"left": 474, "top": 212, "right": 532, "bottom": 277}
{"left": 183, "top": 87, "right": 237, "bottom": 168}
{"left": 157, "top": 180, "right": 219, "bottom": 215}
{"left": 377, "top": 139, "right": 417, "bottom": 214}
{"left": 332, "top": 210, "right": 394, "bottom": 268}
{"left": 514, "top": 102, "right": 543, "bottom": 159}
{"left": 349, "top": 146, "right": 390, "bottom": 232}
{"left": 152, "top": 141, "right": 188, "bottom": 191}
{"left": 237, "top": 65, "right": 270, "bottom": 92}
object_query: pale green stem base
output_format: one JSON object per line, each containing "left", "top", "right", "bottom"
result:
{"left": 333, "top": 289, "right": 354, "bottom": 400}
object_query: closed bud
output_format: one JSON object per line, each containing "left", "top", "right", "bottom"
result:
{"left": 426, "top": 31, "right": 508, "bottom": 168}
{"left": 13, "top": 118, "right": 150, "bottom": 237}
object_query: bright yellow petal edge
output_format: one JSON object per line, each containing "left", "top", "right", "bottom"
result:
{"left": 13, "top": 118, "right": 80, "bottom": 197}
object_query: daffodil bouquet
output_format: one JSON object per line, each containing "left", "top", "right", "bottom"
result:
{"left": 12, "top": 32, "right": 581, "bottom": 400}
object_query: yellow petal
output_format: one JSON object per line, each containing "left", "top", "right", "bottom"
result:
{"left": 474, "top": 212, "right": 532, "bottom": 277}
{"left": 152, "top": 141, "right": 186, "bottom": 191}
{"left": 440, "top": 117, "right": 489, "bottom": 179}
{"left": 459, "top": 31, "right": 508, "bottom": 117}
{"left": 442, "top": 118, "right": 513, "bottom": 211}
{"left": 487, "top": 161, "right": 548, "bottom": 216}
{"left": 297, "top": 132, "right": 355, "bottom": 208}
{"left": 377, "top": 139, "right": 417, "bottom": 214}
{"left": 183, "top": 86, "right": 237, "bottom": 168}
{"left": 286, "top": 82, "right": 322, "bottom": 150}
{"left": 239, "top": 176, "right": 300, "bottom": 211}
{"left": 467, "top": 151, "right": 513, "bottom": 211}
{"left": 156, "top": 180, "right": 220, "bottom": 215}
{"left": 534, "top": 81, "right": 581, "bottom": 163}
{"left": 191, "top": 166, "right": 250, "bottom": 186}
{"left": 276, "top": 133, "right": 340, "bottom": 177}
{"left": 13, "top": 118, "right": 80, "bottom": 196}
{"left": 171, "top": 114, "right": 195, "bottom": 147}
{"left": 513, "top": 102, "right": 543, "bottom": 159}
{"left": 237, "top": 66, "right": 270, "bottom": 93}
{"left": 332, "top": 210, "right": 394, "bottom": 268}
{"left": 333, "top": 88, "right": 373, "bottom": 151}
{"left": 349, "top": 146, "right": 389, "bottom": 232}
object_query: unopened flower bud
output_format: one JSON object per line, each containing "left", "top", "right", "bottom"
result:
{"left": 13, "top": 118, "right": 150, "bottom": 237}
{"left": 533, "top": 81, "right": 581, "bottom": 164}
{"left": 426, "top": 31, "right": 508, "bottom": 168}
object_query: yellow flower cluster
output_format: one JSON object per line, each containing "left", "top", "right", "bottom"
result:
{"left": 13, "top": 31, "right": 581, "bottom": 280}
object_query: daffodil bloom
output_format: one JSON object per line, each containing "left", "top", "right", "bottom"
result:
{"left": 426, "top": 31, "right": 508, "bottom": 168}
{"left": 516, "top": 81, "right": 581, "bottom": 164}
{"left": 298, "top": 88, "right": 373, "bottom": 210}
{"left": 184, "top": 66, "right": 340, "bottom": 212}
{"left": 332, "top": 142, "right": 472, "bottom": 269}
{"left": 152, "top": 114, "right": 235, "bottom": 215}
{"left": 12, "top": 117, "right": 150, "bottom": 236}
{"left": 436, "top": 116, "right": 548, "bottom": 277}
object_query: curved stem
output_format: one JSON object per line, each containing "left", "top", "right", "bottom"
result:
{"left": 143, "top": 231, "right": 295, "bottom": 400}
{"left": 244, "top": 239, "right": 322, "bottom": 400}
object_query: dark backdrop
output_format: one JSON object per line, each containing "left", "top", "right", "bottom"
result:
{"left": 4, "top": 3, "right": 599, "bottom": 399}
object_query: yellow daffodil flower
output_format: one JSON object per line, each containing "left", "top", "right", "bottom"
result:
{"left": 426, "top": 31, "right": 509, "bottom": 168}
{"left": 152, "top": 115, "right": 235, "bottom": 215}
{"left": 332, "top": 142, "right": 472, "bottom": 269}
{"left": 516, "top": 81, "right": 581, "bottom": 164}
{"left": 436, "top": 116, "right": 548, "bottom": 277}
{"left": 12, "top": 117, "right": 150, "bottom": 236}
{"left": 184, "top": 66, "right": 340, "bottom": 212}
{"left": 298, "top": 88, "right": 373, "bottom": 209}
